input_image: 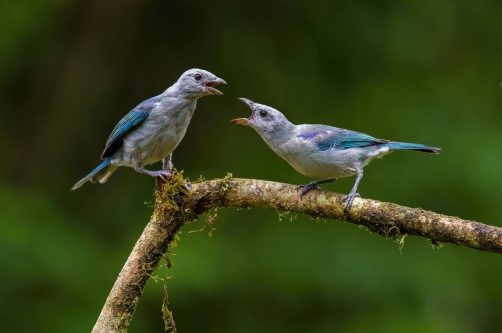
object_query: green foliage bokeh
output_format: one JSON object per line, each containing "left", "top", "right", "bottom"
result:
{"left": 1, "top": 1, "right": 502, "bottom": 332}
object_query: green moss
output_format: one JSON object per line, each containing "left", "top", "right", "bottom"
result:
{"left": 190, "top": 175, "right": 205, "bottom": 184}
{"left": 430, "top": 239, "right": 444, "bottom": 249}
{"left": 359, "top": 225, "right": 371, "bottom": 233}
{"left": 162, "top": 259, "right": 177, "bottom": 333}
{"left": 168, "top": 230, "right": 182, "bottom": 249}
{"left": 155, "top": 170, "right": 190, "bottom": 219}
{"left": 162, "top": 253, "right": 174, "bottom": 268}
{"left": 381, "top": 222, "right": 408, "bottom": 253}
{"left": 469, "top": 239, "right": 480, "bottom": 248}
{"left": 396, "top": 234, "right": 407, "bottom": 255}
{"left": 148, "top": 170, "right": 194, "bottom": 333}
{"left": 277, "top": 210, "right": 297, "bottom": 222}
{"left": 362, "top": 221, "right": 408, "bottom": 254}
{"left": 314, "top": 216, "right": 327, "bottom": 223}
{"left": 217, "top": 172, "right": 234, "bottom": 195}
{"left": 189, "top": 207, "right": 219, "bottom": 236}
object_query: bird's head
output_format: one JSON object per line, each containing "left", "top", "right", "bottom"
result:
{"left": 232, "top": 98, "right": 292, "bottom": 139}
{"left": 176, "top": 69, "right": 226, "bottom": 97}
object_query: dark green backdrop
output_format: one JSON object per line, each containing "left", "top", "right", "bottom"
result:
{"left": 2, "top": 1, "right": 502, "bottom": 332}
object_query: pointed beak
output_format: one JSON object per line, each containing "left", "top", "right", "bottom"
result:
{"left": 214, "top": 77, "right": 227, "bottom": 85}
{"left": 238, "top": 98, "right": 254, "bottom": 109}
{"left": 231, "top": 98, "right": 255, "bottom": 125}
{"left": 204, "top": 77, "right": 226, "bottom": 95}
{"left": 231, "top": 118, "right": 249, "bottom": 125}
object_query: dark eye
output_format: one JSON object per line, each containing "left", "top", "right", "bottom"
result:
{"left": 259, "top": 110, "right": 268, "bottom": 117}
{"left": 194, "top": 73, "right": 202, "bottom": 80}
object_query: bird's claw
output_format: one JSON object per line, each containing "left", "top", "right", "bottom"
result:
{"left": 341, "top": 193, "right": 360, "bottom": 201}
{"left": 296, "top": 184, "right": 322, "bottom": 190}
{"left": 153, "top": 170, "right": 172, "bottom": 181}
{"left": 296, "top": 182, "right": 323, "bottom": 199}
{"left": 341, "top": 192, "right": 360, "bottom": 213}
{"left": 182, "top": 181, "right": 192, "bottom": 192}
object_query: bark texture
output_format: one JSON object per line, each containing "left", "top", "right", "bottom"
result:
{"left": 92, "top": 176, "right": 502, "bottom": 332}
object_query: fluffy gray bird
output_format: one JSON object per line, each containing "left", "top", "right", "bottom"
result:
{"left": 232, "top": 98, "right": 439, "bottom": 212}
{"left": 71, "top": 69, "right": 226, "bottom": 190}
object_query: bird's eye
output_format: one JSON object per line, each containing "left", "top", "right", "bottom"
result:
{"left": 259, "top": 110, "right": 268, "bottom": 117}
{"left": 194, "top": 73, "right": 202, "bottom": 81}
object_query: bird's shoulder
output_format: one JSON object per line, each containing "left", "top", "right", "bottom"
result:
{"left": 108, "top": 96, "right": 161, "bottom": 140}
{"left": 101, "top": 95, "right": 161, "bottom": 159}
{"left": 135, "top": 95, "right": 163, "bottom": 110}
{"left": 295, "top": 124, "right": 388, "bottom": 151}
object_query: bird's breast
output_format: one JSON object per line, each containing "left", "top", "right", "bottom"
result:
{"left": 122, "top": 102, "right": 196, "bottom": 165}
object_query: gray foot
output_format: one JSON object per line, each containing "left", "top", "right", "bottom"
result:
{"left": 341, "top": 192, "right": 361, "bottom": 213}
{"left": 149, "top": 170, "right": 172, "bottom": 181}
{"left": 296, "top": 182, "right": 322, "bottom": 199}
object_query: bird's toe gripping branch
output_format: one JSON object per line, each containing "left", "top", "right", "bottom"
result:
{"left": 296, "top": 178, "right": 336, "bottom": 199}
{"left": 153, "top": 170, "right": 172, "bottom": 181}
{"left": 154, "top": 169, "right": 192, "bottom": 195}
{"left": 183, "top": 181, "right": 192, "bottom": 192}
{"left": 341, "top": 192, "right": 361, "bottom": 213}
{"left": 297, "top": 182, "right": 323, "bottom": 199}
{"left": 153, "top": 170, "right": 173, "bottom": 192}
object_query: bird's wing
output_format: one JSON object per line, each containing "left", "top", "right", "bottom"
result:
{"left": 101, "top": 98, "right": 159, "bottom": 159}
{"left": 297, "top": 125, "right": 388, "bottom": 151}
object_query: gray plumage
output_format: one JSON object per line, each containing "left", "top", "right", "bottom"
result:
{"left": 232, "top": 98, "right": 439, "bottom": 212}
{"left": 72, "top": 69, "right": 225, "bottom": 190}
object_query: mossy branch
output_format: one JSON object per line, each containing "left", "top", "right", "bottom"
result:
{"left": 92, "top": 175, "right": 502, "bottom": 332}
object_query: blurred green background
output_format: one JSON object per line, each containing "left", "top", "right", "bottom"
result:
{"left": 2, "top": 0, "right": 502, "bottom": 332}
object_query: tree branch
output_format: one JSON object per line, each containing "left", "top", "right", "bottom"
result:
{"left": 92, "top": 176, "right": 502, "bottom": 332}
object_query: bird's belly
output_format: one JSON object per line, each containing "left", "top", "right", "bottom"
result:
{"left": 139, "top": 129, "right": 185, "bottom": 165}
{"left": 121, "top": 119, "right": 189, "bottom": 166}
{"left": 289, "top": 157, "right": 357, "bottom": 179}
{"left": 280, "top": 149, "right": 364, "bottom": 179}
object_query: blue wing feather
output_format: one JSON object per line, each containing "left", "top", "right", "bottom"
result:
{"left": 101, "top": 97, "right": 159, "bottom": 159}
{"left": 298, "top": 126, "right": 388, "bottom": 151}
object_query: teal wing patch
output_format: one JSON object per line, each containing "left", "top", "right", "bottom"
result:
{"left": 298, "top": 127, "right": 388, "bottom": 151}
{"left": 100, "top": 97, "right": 158, "bottom": 159}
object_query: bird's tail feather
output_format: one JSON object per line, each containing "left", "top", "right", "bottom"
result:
{"left": 71, "top": 159, "right": 116, "bottom": 190}
{"left": 388, "top": 141, "right": 440, "bottom": 154}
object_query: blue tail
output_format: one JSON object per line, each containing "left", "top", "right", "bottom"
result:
{"left": 388, "top": 142, "right": 440, "bottom": 154}
{"left": 71, "top": 159, "right": 114, "bottom": 190}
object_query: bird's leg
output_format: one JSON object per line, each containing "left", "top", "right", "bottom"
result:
{"left": 297, "top": 178, "right": 336, "bottom": 199}
{"left": 162, "top": 153, "right": 173, "bottom": 172}
{"left": 342, "top": 168, "right": 363, "bottom": 213}
{"left": 156, "top": 154, "right": 174, "bottom": 192}
{"left": 133, "top": 160, "right": 172, "bottom": 181}
{"left": 162, "top": 153, "right": 191, "bottom": 192}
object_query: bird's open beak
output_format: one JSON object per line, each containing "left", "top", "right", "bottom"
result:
{"left": 231, "top": 118, "right": 249, "bottom": 125}
{"left": 231, "top": 98, "right": 255, "bottom": 125}
{"left": 204, "top": 78, "right": 226, "bottom": 95}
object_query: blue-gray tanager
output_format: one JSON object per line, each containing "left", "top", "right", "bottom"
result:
{"left": 71, "top": 69, "right": 226, "bottom": 190}
{"left": 232, "top": 98, "right": 440, "bottom": 212}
